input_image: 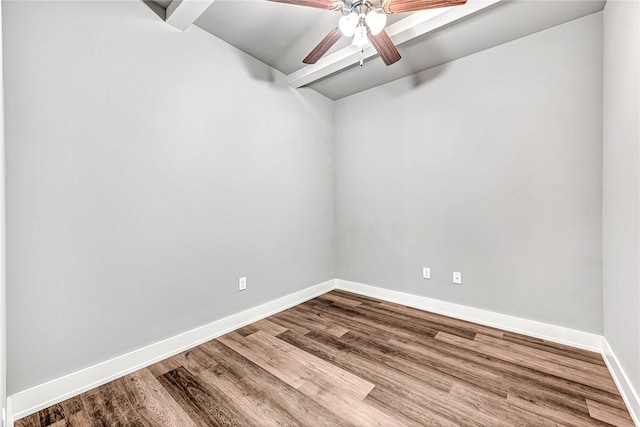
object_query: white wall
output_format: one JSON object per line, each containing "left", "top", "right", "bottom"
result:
{"left": 3, "top": 1, "right": 334, "bottom": 394}
{"left": 335, "top": 13, "right": 604, "bottom": 333}
{"left": 603, "top": 0, "right": 640, "bottom": 396}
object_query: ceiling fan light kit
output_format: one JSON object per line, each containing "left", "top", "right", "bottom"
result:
{"left": 338, "top": 12, "right": 358, "bottom": 36}
{"left": 352, "top": 24, "right": 369, "bottom": 48}
{"left": 339, "top": 9, "right": 386, "bottom": 39}
{"left": 365, "top": 10, "right": 387, "bottom": 35}
{"left": 270, "top": 0, "right": 467, "bottom": 66}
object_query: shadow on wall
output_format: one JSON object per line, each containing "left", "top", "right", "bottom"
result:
{"left": 238, "top": 52, "right": 277, "bottom": 84}
{"left": 401, "top": 37, "right": 449, "bottom": 91}
{"left": 411, "top": 61, "right": 448, "bottom": 89}
{"left": 412, "top": 53, "right": 449, "bottom": 89}
{"left": 237, "top": 52, "right": 296, "bottom": 91}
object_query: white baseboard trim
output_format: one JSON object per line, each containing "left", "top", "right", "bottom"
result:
{"left": 336, "top": 279, "right": 603, "bottom": 352}
{"left": 9, "top": 278, "right": 639, "bottom": 427}
{"left": 5, "top": 397, "right": 12, "bottom": 427}
{"left": 337, "top": 279, "right": 640, "bottom": 425}
{"left": 602, "top": 339, "right": 640, "bottom": 426}
{"left": 9, "top": 279, "right": 336, "bottom": 424}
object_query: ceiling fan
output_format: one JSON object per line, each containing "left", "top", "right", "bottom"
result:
{"left": 269, "top": 0, "right": 468, "bottom": 66}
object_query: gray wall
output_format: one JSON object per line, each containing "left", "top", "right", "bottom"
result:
{"left": 335, "top": 13, "right": 604, "bottom": 333}
{"left": 3, "top": 1, "right": 334, "bottom": 394}
{"left": 0, "top": 0, "right": 6, "bottom": 419}
{"left": 3, "top": 0, "right": 627, "bottom": 401}
{"left": 603, "top": 0, "right": 640, "bottom": 394}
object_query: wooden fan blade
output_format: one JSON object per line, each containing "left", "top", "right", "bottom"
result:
{"left": 269, "top": 0, "right": 340, "bottom": 10}
{"left": 369, "top": 29, "right": 401, "bottom": 66}
{"left": 303, "top": 27, "right": 342, "bottom": 64}
{"left": 382, "top": 0, "right": 466, "bottom": 13}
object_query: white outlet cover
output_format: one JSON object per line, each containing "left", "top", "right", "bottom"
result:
{"left": 239, "top": 277, "right": 247, "bottom": 291}
{"left": 423, "top": 267, "right": 431, "bottom": 279}
{"left": 453, "top": 272, "right": 462, "bottom": 284}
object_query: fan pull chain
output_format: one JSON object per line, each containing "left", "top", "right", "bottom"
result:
{"left": 360, "top": 47, "right": 364, "bottom": 67}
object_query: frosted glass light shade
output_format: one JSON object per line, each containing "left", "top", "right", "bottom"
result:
{"left": 352, "top": 24, "right": 369, "bottom": 47}
{"left": 339, "top": 12, "right": 359, "bottom": 37}
{"left": 365, "top": 11, "right": 387, "bottom": 35}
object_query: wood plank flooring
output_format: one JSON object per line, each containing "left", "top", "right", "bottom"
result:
{"left": 16, "top": 290, "right": 635, "bottom": 427}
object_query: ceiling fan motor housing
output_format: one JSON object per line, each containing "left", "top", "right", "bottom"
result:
{"left": 342, "top": 0, "right": 383, "bottom": 15}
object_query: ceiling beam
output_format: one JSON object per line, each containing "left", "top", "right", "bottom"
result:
{"left": 286, "top": 0, "right": 501, "bottom": 88}
{"left": 165, "top": 0, "right": 216, "bottom": 31}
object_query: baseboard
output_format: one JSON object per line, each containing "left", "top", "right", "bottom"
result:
{"left": 4, "top": 398, "right": 11, "bottom": 427}
{"left": 602, "top": 339, "right": 640, "bottom": 426}
{"left": 10, "top": 278, "right": 639, "bottom": 426}
{"left": 337, "top": 279, "right": 640, "bottom": 425}
{"left": 9, "top": 279, "right": 336, "bottom": 424}
{"left": 336, "top": 279, "right": 603, "bottom": 352}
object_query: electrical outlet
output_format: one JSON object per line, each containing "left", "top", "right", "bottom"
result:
{"left": 239, "top": 277, "right": 247, "bottom": 291}
{"left": 453, "top": 272, "right": 462, "bottom": 285}
{"left": 422, "top": 267, "right": 431, "bottom": 279}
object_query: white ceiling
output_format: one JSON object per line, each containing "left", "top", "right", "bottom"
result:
{"left": 153, "top": 0, "right": 604, "bottom": 99}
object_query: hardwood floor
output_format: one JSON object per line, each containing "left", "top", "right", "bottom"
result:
{"left": 16, "top": 290, "right": 635, "bottom": 427}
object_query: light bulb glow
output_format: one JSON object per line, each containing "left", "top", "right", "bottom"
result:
{"left": 339, "top": 12, "right": 358, "bottom": 37}
{"left": 351, "top": 24, "right": 369, "bottom": 48}
{"left": 365, "top": 10, "right": 387, "bottom": 35}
